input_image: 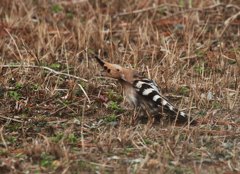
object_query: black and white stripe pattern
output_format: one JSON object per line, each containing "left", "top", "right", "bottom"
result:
{"left": 133, "top": 79, "right": 190, "bottom": 123}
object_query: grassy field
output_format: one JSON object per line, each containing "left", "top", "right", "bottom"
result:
{"left": 0, "top": 0, "right": 240, "bottom": 173}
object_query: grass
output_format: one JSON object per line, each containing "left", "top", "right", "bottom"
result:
{"left": 0, "top": 0, "right": 240, "bottom": 173}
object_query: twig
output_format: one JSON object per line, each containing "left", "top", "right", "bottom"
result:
{"left": 48, "top": 119, "right": 68, "bottom": 124}
{"left": 114, "top": 4, "right": 180, "bottom": 17}
{"left": 58, "top": 0, "right": 88, "bottom": 5}
{"left": 232, "top": 43, "right": 240, "bottom": 70}
{"left": 0, "top": 126, "right": 8, "bottom": 149}
{"left": 220, "top": 11, "right": 240, "bottom": 37}
{"left": 88, "top": 161, "right": 113, "bottom": 169}
{"left": 161, "top": 3, "right": 225, "bottom": 20}
{"left": 226, "top": 4, "right": 240, "bottom": 10}
{"left": 0, "top": 64, "right": 88, "bottom": 82}
{"left": 49, "top": 105, "right": 68, "bottom": 116}
{"left": 114, "top": 3, "right": 225, "bottom": 18}
{"left": 180, "top": 55, "right": 198, "bottom": 60}
{"left": 0, "top": 114, "right": 23, "bottom": 123}
{"left": 77, "top": 84, "right": 91, "bottom": 104}
{"left": 5, "top": 29, "right": 23, "bottom": 60}
{"left": 81, "top": 99, "right": 86, "bottom": 152}
{"left": 197, "top": 118, "right": 240, "bottom": 127}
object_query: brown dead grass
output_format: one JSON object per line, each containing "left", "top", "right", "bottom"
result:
{"left": 0, "top": 0, "right": 240, "bottom": 173}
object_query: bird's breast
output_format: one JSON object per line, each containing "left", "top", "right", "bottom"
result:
{"left": 121, "top": 82, "right": 139, "bottom": 107}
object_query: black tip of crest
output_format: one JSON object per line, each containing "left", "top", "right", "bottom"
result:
{"left": 84, "top": 49, "right": 105, "bottom": 67}
{"left": 94, "top": 55, "right": 105, "bottom": 66}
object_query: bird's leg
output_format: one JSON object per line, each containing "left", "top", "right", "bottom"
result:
{"left": 145, "top": 109, "right": 155, "bottom": 127}
{"left": 131, "top": 106, "right": 142, "bottom": 125}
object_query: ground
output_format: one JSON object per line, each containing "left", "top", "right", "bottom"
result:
{"left": 0, "top": 0, "right": 240, "bottom": 173}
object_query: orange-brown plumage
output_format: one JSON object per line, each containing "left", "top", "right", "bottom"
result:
{"left": 94, "top": 55, "right": 138, "bottom": 82}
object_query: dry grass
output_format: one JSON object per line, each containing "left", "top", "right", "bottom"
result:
{"left": 0, "top": 0, "right": 240, "bottom": 173}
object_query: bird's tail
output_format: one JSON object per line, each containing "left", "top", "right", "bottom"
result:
{"left": 157, "top": 99, "right": 197, "bottom": 125}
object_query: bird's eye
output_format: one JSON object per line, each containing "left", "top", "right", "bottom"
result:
{"left": 103, "top": 65, "right": 108, "bottom": 70}
{"left": 107, "top": 69, "right": 111, "bottom": 73}
{"left": 116, "top": 69, "right": 120, "bottom": 71}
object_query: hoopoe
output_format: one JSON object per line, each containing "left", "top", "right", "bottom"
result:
{"left": 94, "top": 55, "right": 196, "bottom": 125}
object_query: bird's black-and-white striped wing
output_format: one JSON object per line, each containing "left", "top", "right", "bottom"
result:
{"left": 133, "top": 79, "right": 191, "bottom": 123}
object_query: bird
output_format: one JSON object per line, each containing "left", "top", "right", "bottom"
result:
{"left": 94, "top": 54, "right": 196, "bottom": 125}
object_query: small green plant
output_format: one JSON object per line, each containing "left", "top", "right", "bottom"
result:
{"left": 108, "top": 101, "right": 119, "bottom": 110}
{"left": 40, "top": 152, "right": 55, "bottom": 168}
{"left": 107, "top": 89, "right": 123, "bottom": 102}
{"left": 15, "top": 83, "right": 23, "bottom": 90}
{"left": 6, "top": 123, "right": 21, "bottom": 132}
{"left": 123, "top": 147, "right": 133, "bottom": 155}
{"left": 8, "top": 91, "right": 21, "bottom": 101}
{"left": 31, "top": 83, "right": 40, "bottom": 91}
{"left": 107, "top": 101, "right": 124, "bottom": 113}
{"left": 51, "top": 133, "right": 64, "bottom": 143}
{"left": 51, "top": 4, "right": 62, "bottom": 13}
{"left": 49, "top": 63, "right": 61, "bottom": 70}
{"left": 7, "top": 136, "right": 17, "bottom": 144}
{"left": 194, "top": 64, "right": 205, "bottom": 74}
{"left": 61, "top": 99, "right": 71, "bottom": 106}
{"left": 195, "top": 49, "right": 205, "bottom": 58}
{"left": 179, "top": 0, "right": 185, "bottom": 8}
{"left": 66, "top": 12, "right": 74, "bottom": 19}
{"left": 143, "top": 138, "right": 152, "bottom": 145}
{"left": 198, "top": 110, "right": 206, "bottom": 116}
{"left": 68, "top": 133, "right": 78, "bottom": 143}
{"left": 15, "top": 153, "right": 26, "bottom": 159}
{"left": 178, "top": 86, "right": 190, "bottom": 96}
{"left": 0, "top": 149, "right": 8, "bottom": 156}
{"left": 104, "top": 114, "right": 117, "bottom": 123}
{"left": 107, "top": 90, "right": 116, "bottom": 100}
{"left": 212, "top": 101, "right": 221, "bottom": 109}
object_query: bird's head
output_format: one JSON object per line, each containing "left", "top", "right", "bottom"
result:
{"left": 94, "top": 55, "right": 126, "bottom": 80}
